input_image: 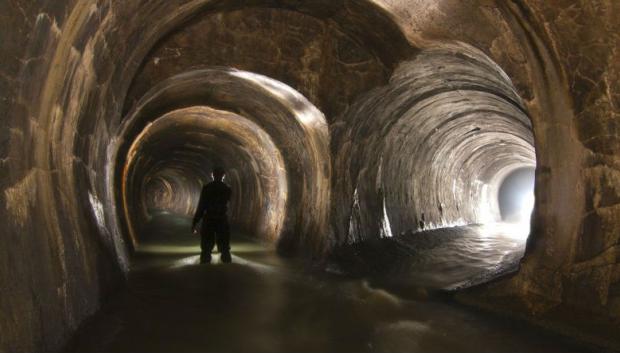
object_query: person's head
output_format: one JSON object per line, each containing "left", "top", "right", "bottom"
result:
{"left": 212, "top": 166, "right": 225, "bottom": 181}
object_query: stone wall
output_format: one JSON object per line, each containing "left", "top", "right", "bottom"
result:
{"left": 0, "top": 1, "right": 618, "bottom": 352}
{"left": 330, "top": 43, "right": 535, "bottom": 244}
{"left": 1, "top": 1, "right": 127, "bottom": 352}
{"left": 124, "top": 7, "right": 392, "bottom": 121}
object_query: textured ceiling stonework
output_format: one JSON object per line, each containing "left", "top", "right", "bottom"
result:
{"left": 124, "top": 8, "right": 391, "bottom": 120}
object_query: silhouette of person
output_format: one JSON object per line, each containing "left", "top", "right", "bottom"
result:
{"left": 192, "top": 167, "right": 232, "bottom": 264}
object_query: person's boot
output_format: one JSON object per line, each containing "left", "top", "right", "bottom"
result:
{"left": 200, "top": 254, "right": 211, "bottom": 264}
{"left": 220, "top": 252, "right": 232, "bottom": 263}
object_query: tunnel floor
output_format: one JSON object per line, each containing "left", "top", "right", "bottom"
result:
{"left": 66, "top": 214, "right": 591, "bottom": 353}
{"left": 329, "top": 223, "right": 529, "bottom": 291}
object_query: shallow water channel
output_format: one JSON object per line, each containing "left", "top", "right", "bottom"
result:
{"left": 67, "top": 213, "right": 592, "bottom": 353}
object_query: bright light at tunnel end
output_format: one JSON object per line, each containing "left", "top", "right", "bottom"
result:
{"left": 498, "top": 168, "right": 536, "bottom": 240}
{"left": 504, "top": 191, "right": 534, "bottom": 240}
{"left": 518, "top": 192, "right": 535, "bottom": 222}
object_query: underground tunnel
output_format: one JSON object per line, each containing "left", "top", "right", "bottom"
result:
{"left": 115, "top": 69, "right": 330, "bottom": 254}
{"left": 1, "top": 1, "right": 619, "bottom": 352}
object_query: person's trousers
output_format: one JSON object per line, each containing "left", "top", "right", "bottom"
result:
{"left": 200, "top": 218, "right": 230, "bottom": 263}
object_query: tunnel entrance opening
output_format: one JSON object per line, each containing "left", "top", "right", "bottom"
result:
{"left": 498, "top": 167, "right": 536, "bottom": 227}
{"left": 330, "top": 43, "right": 537, "bottom": 290}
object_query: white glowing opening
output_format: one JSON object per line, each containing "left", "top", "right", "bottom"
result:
{"left": 517, "top": 192, "right": 535, "bottom": 222}
{"left": 497, "top": 168, "right": 536, "bottom": 240}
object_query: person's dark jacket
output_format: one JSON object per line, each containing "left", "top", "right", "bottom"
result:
{"left": 192, "top": 181, "right": 232, "bottom": 227}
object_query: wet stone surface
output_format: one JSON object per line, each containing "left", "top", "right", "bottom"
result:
{"left": 329, "top": 223, "right": 527, "bottom": 291}
{"left": 1, "top": 1, "right": 619, "bottom": 352}
{"left": 66, "top": 214, "right": 589, "bottom": 353}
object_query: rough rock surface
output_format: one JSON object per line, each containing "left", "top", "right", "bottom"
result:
{"left": 0, "top": 1, "right": 618, "bottom": 352}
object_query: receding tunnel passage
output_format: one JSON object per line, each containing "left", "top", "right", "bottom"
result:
{"left": 328, "top": 43, "right": 538, "bottom": 289}
{"left": 114, "top": 68, "right": 330, "bottom": 255}
{"left": 122, "top": 106, "right": 287, "bottom": 248}
{"left": 333, "top": 43, "right": 535, "bottom": 239}
{"left": 3, "top": 1, "right": 619, "bottom": 353}
{"left": 142, "top": 169, "right": 200, "bottom": 216}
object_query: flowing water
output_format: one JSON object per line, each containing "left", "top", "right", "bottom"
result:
{"left": 67, "top": 213, "right": 592, "bottom": 353}
{"left": 329, "top": 222, "right": 529, "bottom": 290}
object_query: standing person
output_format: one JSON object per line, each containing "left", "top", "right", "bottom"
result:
{"left": 192, "top": 167, "right": 232, "bottom": 264}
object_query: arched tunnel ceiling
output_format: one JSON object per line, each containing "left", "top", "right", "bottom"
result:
{"left": 123, "top": 4, "right": 414, "bottom": 119}
{"left": 1, "top": 1, "right": 619, "bottom": 352}
{"left": 331, "top": 43, "right": 535, "bottom": 242}
{"left": 123, "top": 106, "right": 287, "bottom": 247}
{"left": 115, "top": 68, "right": 330, "bottom": 254}
{"left": 119, "top": 1, "right": 565, "bottom": 122}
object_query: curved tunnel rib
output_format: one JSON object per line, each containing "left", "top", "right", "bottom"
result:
{"left": 122, "top": 106, "right": 287, "bottom": 248}
{"left": 3, "top": 1, "right": 619, "bottom": 352}
{"left": 332, "top": 43, "right": 536, "bottom": 244}
{"left": 112, "top": 69, "right": 330, "bottom": 255}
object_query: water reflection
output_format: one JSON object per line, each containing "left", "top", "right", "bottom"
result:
{"left": 68, "top": 214, "right": 589, "bottom": 353}
{"left": 331, "top": 223, "right": 528, "bottom": 290}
